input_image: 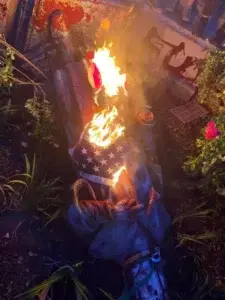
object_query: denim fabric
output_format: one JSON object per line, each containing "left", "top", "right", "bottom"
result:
{"left": 203, "top": 0, "right": 225, "bottom": 39}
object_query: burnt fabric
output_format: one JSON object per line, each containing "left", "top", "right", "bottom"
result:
{"left": 70, "top": 132, "right": 130, "bottom": 186}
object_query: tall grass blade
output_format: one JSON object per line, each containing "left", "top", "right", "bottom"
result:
{"left": 15, "top": 272, "right": 63, "bottom": 299}
{"left": 31, "top": 154, "right": 36, "bottom": 183}
{"left": 3, "top": 184, "right": 16, "bottom": 193}
{"left": 72, "top": 278, "right": 88, "bottom": 300}
{"left": 24, "top": 154, "right": 31, "bottom": 179}
{"left": 8, "top": 180, "right": 28, "bottom": 188}
{"left": 99, "top": 288, "right": 115, "bottom": 300}
{"left": 44, "top": 209, "right": 60, "bottom": 227}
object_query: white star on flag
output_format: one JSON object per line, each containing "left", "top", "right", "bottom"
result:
{"left": 81, "top": 148, "right": 87, "bottom": 155}
{"left": 115, "top": 162, "right": 120, "bottom": 168}
{"left": 107, "top": 167, "right": 113, "bottom": 174}
{"left": 100, "top": 159, "right": 107, "bottom": 166}
{"left": 82, "top": 164, "right": 87, "bottom": 169}
{"left": 87, "top": 157, "right": 93, "bottom": 163}
{"left": 94, "top": 149, "right": 101, "bottom": 156}
{"left": 93, "top": 165, "right": 100, "bottom": 172}
{"left": 116, "top": 146, "right": 123, "bottom": 152}
{"left": 108, "top": 152, "right": 115, "bottom": 159}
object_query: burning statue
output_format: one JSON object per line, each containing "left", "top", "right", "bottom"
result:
{"left": 49, "top": 11, "right": 171, "bottom": 298}
{"left": 68, "top": 143, "right": 171, "bottom": 300}
{"left": 67, "top": 43, "right": 170, "bottom": 300}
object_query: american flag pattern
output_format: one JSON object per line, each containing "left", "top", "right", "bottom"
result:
{"left": 71, "top": 131, "right": 130, "bottom": 186}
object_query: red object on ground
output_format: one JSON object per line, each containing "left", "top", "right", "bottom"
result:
{"left": 204, "top": 121, "right": 220, "bottom": 140}
{"left": 137, "top": 107, "right": 154, "bottom": 126}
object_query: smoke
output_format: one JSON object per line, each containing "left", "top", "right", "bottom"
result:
{"left": 123, "top": 139, "right": 152, "bottom": 207}
{"left": 96, "top": 5, "right": 162, "bottom": 113}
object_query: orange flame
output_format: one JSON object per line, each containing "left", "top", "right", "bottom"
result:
{"left": 113, "top": 166, "right": 135, "bottom": 200}
{"left": 113, "top": 166, "right": 127, "bottom": 186}
{"left": 93, "top": 46, "right": 127, "bottom": 97}
{"left": 88, "top": 106, "right": 125, "bottom": 148}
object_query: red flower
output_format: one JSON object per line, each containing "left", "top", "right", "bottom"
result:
{"left": 204, "top": 121, "right": 220, "bottom": 140}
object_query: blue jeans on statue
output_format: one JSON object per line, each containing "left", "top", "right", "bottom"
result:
{"left": 203, "top": 0, "right": 225, "bottom": 39}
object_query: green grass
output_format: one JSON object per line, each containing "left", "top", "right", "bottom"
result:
{"left": 177, "top": 231, "right": 220, "bottom": 248}
{"left": 20, "top": 154, "right": 64, "bottom": 224}
{"left": 15, "top": 263, "right": 85, "bottom": 299}
{"left": 15, "top": 263, "right": 114, "bottom": 300}
{"left": 173, "top": 201, "right": 216, "bottom": 226}
{"left": 0, "top": 172, "right": 30, "bottom": 210}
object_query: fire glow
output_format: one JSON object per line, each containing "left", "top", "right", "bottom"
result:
{"left": 93, "top": 46, "right": 127, "bottom": 97}
{"left": 88, "top": 106, "right": 125, "bottom": 148}
{"left": 113, "top": 166, "right": 127, "bottom": 186}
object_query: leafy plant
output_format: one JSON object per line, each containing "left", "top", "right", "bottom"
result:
{"left": 173, "top": 201, "right": 216, "bottom": 226}
{"left": 184, "top": 113, "right": 225, "bottom": 194}
{"left": 0, "top": 35, "right": 46, "bottom": 80}
{"left": 25, "top": 96, "right": 58, "bottom": 147}
{"left": 169, "top": 249, "right": 212, "bottom": 300}
{"left": 0, "top": 45, "right": 15, "bottom": 89}
{"left": 0, "top": 37, "right": 44, "bottom": 96}
{"left": 99, "top": 288, "right": 115, "bottom": 300}
{"left": 20, "top": 154, "right": 64, "bottom": 224}
{"left": 16, "top": 263, "right": 114, "bottom": 300}
{"left": 197, "top": 50, "right": 225, "bottom": 113}
{"left": 0, "top": 172, "right": 30, "bottom": 211}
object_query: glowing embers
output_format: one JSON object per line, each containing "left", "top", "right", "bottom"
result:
{"left": 88, "top": 106, "right": 125, "bottom": 148}
{"left": 93, "top": 46, "right": 127, "bottom": 97}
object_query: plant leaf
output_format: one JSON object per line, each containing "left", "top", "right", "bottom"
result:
{"left": 8, "top": 180, "right": 28, "bottom": 188}
{"left": 15, "top": 273, "right": 63, "bottom": 299}
{"left": 3, "top": 184, "right": 16, "bottom": 193}
{"left": 99, "top": 288, "right": 115, "bottom": 300}
{"left": 31, "top": 154, "right": 36, "bottom": 182}
{"left": 72, "top": 277, "right": 88, "bottom": 300}
{"left": 217, "top": 188, "right": 225, "bottom": 196}
{"left": 24, "top": 154, "right": 31, "bottom": 178}
{"left": 38, "top": 286, "right": 51, "bottom": 300}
